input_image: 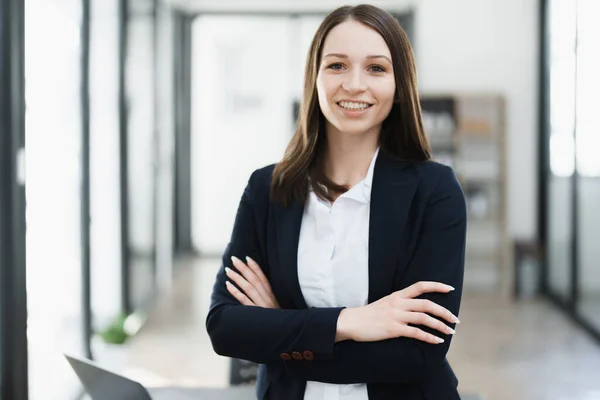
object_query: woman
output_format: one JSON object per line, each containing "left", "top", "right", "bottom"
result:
{"left": 206, "top": 4, "right": 466, "bottom": 400}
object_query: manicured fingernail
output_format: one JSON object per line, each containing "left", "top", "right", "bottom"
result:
{"left": 225, "top": 281, "right": 231, "bottom": 286}
{"left": 225, "top": 267, "right": 231, "bottom": 274}
{"left": 231, "top": 256, "right": 239, "bottom": 263}
{"left": 448, "top": 328, "right": 456, "bottom": 334}
{"left": 447, "top": 286, "right": 455, "bottom": 291}
{"left": 436, "top": 337, "right": 445, "bottom": 343}
{"left": 246, "top": 256, "right": 253, "bottom": 263}
{"left": 455, "top": 317, "right": 461, "bottom": 324}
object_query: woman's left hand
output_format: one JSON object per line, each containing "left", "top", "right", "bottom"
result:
{"left": 225, "top": 256, "right": 280, "bottom": 309}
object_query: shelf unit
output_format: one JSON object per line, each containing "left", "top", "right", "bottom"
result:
{"left": 420, "top": 93, "right": 508, "bottom": 292}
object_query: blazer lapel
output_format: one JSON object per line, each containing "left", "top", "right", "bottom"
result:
{"left": 368, "top": 153, "right": 420, "bottom": 303}
{"left": 273, "top": 199, "right": 308, "bottom": 309}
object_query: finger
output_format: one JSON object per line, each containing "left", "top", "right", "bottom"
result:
{"left": 408, "top": 299, "right": 460, "bottom": 324}
{"left": 230, "top": 257, "right": 270, "bottom": 305}
{"left": 231, "top": 256, "right": 270, "bottom": 300}
{"left": 402, "top": 312, "right": 456, "bottom": 336}
{"left": 226, "top": 281, "right": 255, "bottom": 306}
{"left": 397, "top": 325, "right": 445, "bottom": 345}
{"left": 245, "top": 257, "right": 279, "bottom": 305}
{"left": 242, "top": 257, "right": 273, "bottom": 299}
{"left": 245, "top": 256, "right": 271, "bottom": 289}
{"left": 225, "top": 266, "right": 267, "bottom": 307}
{"left": 398, "top": 281, "right": 455, "bottom": 299}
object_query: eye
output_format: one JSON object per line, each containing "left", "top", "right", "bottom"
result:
{"left": 327, "top": 63, "right": 345, "bottom": 71}
{"left": 369, "top": 65, "right": 387, "bottom": 73}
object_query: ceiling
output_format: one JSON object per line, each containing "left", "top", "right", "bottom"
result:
{"left": 165, "top": 0, "right": 415, "bottom": 14}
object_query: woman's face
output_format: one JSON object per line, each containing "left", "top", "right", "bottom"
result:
{"left": 316, "top": 19, "right": 396, "bottom": 138}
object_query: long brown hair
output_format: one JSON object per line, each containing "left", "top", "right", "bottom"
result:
{"left": 270, "top": 4, "right": 430, "bottom": 206}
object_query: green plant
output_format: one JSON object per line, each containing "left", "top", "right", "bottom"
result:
{"left": 98, "top": 313, "right": 130, "bottom": 345}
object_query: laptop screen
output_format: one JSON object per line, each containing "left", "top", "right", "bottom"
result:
{"left": 65, "top": 354, "right": 152, "bottom": 400}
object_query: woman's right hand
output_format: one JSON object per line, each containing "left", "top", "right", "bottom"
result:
{"left": 335, "top": 281, "right": 460, "bottom": 345}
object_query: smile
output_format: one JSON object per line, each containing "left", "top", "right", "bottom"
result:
{"left": 337, "top": 101, "right": 373, "bottom": 111}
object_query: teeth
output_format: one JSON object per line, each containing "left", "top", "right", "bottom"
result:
{"left": 339, "top": 101, "right": 370, "bottom": 110}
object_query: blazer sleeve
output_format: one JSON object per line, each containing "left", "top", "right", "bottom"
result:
{"left": 205, "top": 169, "right": 344, "bottom": 365}
{"left": 285, "top": 165, "right": 466, "bottom": 384}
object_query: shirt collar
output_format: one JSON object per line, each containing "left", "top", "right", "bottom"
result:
{"left": 308, "top": 147, "right": 380, "bottom": 205}
{"left": 353, "top": 146, "right": 379, "bottom": 204}
{"left": 363, "top": 147, "right": 379, "bottom": 192}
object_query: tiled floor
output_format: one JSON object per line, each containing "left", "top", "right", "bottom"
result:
{"left": 122, "top": 257, "right": 600, "bottom": 400}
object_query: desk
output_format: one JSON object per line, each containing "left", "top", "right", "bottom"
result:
{"left": 154, "top": 386, "right": 255, "bottom": 399}
{"left": 82, "top": 385, "right": 256, "bottom": 400}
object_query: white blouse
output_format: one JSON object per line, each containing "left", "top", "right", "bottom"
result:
{"left": 297, "top": 148, "right": 379, "bottom": 400}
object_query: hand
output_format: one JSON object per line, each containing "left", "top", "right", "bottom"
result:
{"left": 336, "top": 281, "right": 459, "bottom": 345}
{"left": 225, "top": 256, "right": 280, "bottom": 309}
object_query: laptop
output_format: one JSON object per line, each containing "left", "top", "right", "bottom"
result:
{"left": 64, "top": 354, "right": 254, "bottom": 400}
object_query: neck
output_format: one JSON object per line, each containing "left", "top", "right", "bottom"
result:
{"left": 322, "top": 125, "right": 380, "bottom": 187}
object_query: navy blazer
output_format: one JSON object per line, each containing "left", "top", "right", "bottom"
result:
{"left": 206, "top": 151, "right": 467, "bottom": 400}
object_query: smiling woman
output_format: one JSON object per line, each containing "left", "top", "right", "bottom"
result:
{"left": 317, "top": 21, "right": 396, "bottom": 135}
{"left": 206, "top": 4, "right": 466, "bottom": 400}
{"left": 270, "top": 5, "right": 430, "bottom": 207}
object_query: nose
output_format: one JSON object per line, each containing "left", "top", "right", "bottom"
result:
{"left": 342, "top": 70, "right": 367, "bottom": 94}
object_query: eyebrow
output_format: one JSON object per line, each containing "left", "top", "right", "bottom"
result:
{"left": 323, "top": 53, "right": 392, "bottom": 64}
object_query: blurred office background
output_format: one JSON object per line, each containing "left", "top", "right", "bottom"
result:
{"left": 1, "top": 0, "right": 600, "bottom": 399}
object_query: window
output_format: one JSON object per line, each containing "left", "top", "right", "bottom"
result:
{"left": 25, "top": 0, "right": 85, "bottom": 398}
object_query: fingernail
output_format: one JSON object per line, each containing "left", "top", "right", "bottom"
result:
{"left": 437, "top": 337, "right": 445, "bottom": 343}
{"left": 455, "top": 317, "right": 461, "bottom": 324}
{"left": 447, "top": 286, "right": 455, "bottom": 291}
{"left": 246, "top": 256, "right": 253, "bottom": 263}
{"left": 225, "top": 281, "right": 231, "bottom": 286}
{"left": 225, "top": 267, "right": 231, "bottom": 274}
{"left": 448, "top": 328, "right": 455, "bottom": 335}
{"left": 231, "top": 256, "right": 239, "bottom": 263}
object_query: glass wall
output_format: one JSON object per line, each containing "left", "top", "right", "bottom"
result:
{"left": 546, "top": 0, "right": 576, "bottom": 303}
{"left": 89, "top": 0, "right": 123, "bottom": 365}
{"left": 24, "top": 0, "right": 85, "bottom": 398}
{"left": 544, "top": 0, "right": 600, "bottom": 337}
{"left": 127, "top": 0, "right": 158, "bottom": 309}
{"left": 22, "top": 0, "right": 178, "bottom": 397}
{"left": 154, "top": 0, "right": 176, "bottom": 291}
{"left": 575, "top": 0, "right": 600, "bottom": 331}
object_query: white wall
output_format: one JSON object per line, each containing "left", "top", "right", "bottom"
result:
{"left": 189, "top": 0, "right": 540, "bottom": 250}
